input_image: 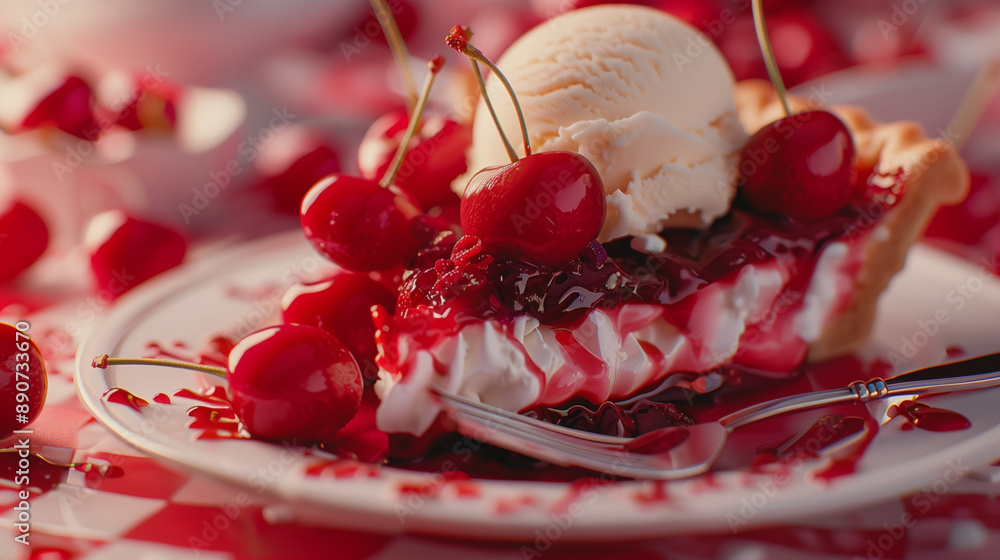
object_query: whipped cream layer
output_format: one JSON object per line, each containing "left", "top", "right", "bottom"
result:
{"left": 374, "top": 239, "right": 863, "bottom": 436}
{"left": 457, "top": 5, "right": 747, "bottom": 241}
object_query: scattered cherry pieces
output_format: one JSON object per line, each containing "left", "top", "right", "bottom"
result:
{"left": 0, "top": 200, "right": 50, "bottom": 283}
{"left": 85, "top": 210, "right": 187, "bottom": 298}
{"left": 21, "top": 75, "right": 101, "bottom": 139}
{"left": 1, "top": 322, "right": 47, "bottom": 438}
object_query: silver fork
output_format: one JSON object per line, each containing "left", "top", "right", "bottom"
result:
{"left": 432, "top": 352, "right": 1000, "bottom": 479}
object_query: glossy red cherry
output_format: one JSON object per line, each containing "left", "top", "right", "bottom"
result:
{"left": 281, "top": 272, "right": 396, "bottom": 383}
{"left": 258, "top": 139, "right": 342, "bottom": 215}
{"left": 300, "top": 174, "right": 423, "bottom": 271}
{"left": 358, "top": 109, "right": 470, "bottom": 209}
{"left": 85, "top": 210, "right": 187, "bottom": 298}
{"left": 460, "top": 151, "right": 605, "bottom": 266}
{"left": 21, "top": 75, "right": 101, "bottom": 140}
{"left": 0, "top": 200, "right": 49, "bottom": 283}
{"left": 1, "top": 322, "right": 47, "bottom": 438}
{"left": 738, "top": 110, "right": 855, "bottom": 221}
{"left": 227, "top": 324, "right": 363, "bottom": 444}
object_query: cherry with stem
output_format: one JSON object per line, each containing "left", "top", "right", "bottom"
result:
{"left": 302, "top": 58, "right": 446, "bottom": 272}
{"left": 446, "top": 25, "right": 605, "bottom": 267}
{"left": 737, "top": 0, "right": 856, "bottom": 222}
{"left": 93, "top": 324, "right": 363, "bottom": 445}
{"left": 447, "top": 27, "right": 531, "bottom": 159}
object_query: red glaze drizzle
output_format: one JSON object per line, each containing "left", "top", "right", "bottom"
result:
{"left": 104, "top": 388, "right": 150, "bottom": 412}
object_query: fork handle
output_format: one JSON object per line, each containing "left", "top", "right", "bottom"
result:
{"left": 722, "top": 352, "right": 1000, "bottom": 431}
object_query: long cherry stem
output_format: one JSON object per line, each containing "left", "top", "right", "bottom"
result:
{"left": 472, "top": 59, "right": 518, "bottom": 163}
{"left": 93, "top": 354, "right": 227, "bottom": 379}
{"left": 370, "top": 0, "right": 418, "bottom": 111}
{"left": 447, "top": 26, "right": 531, "bottom": 157}
{"left": 751, "top": 0, "right": 791, "bottom": 117}
{"left": 380, "top": 56, "right": 445, "bottom": 189}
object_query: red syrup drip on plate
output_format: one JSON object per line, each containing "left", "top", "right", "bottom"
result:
{"left": 173, "top": 386, "right": 230, "bottom": 405}
{"left": 153, "top": 393, "right": 171, "bottom": 404}
{"left": 185, "top": 405, "right": 248, "bottom": 440}
{"left": 749, "top": 414, "right": 873, "bottom": 484}
{"left": 895, "top": 400, "right": 971, "bottom": 432}
{"left": 811, "top": 418, "right": 880, "bottom": 483}
{"left": 104, "top": 387, "right": 150, "bottom": 412}
{"left": 945, "top": 345, "right": 966, "bottom": 358}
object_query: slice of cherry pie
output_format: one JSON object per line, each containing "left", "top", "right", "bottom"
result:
{"left": 372, "top": 79, "right": 969, "bottom": 438}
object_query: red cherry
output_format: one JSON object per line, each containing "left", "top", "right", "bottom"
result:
{"left": 300, "top": 174, "right": 423, "bottom": 271}
{"left": 1, "top": 321, "right": 47, "bottom": 438}
{"left": 0, "top": 200, "right": 49, "bottom": 283}
{"left": 281, "top": 272, "right": 396, "bottom": 383}
{"left": 86, "top": 211, "right": 187, "bottom": 298}
{"left": 259, "top": 141, "right": 342, "bottom": 215}
{"left": 738, "top": 110, "right": 856, "bottom": 221}
{"left": 21, "top": 75, "right": 101, "bottom": 140}
{"left": 227, "top": 324, "right": 362, "bottom": 444}
{"left": 358, "top": 109, "right": 471, "bottom": 209}
{"left": 460, "top": 151, "right": 606, "bottom": 266}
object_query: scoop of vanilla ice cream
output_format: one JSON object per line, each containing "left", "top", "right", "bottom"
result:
{"left": 457, "top": 5, "right": 747, "bottom": 241}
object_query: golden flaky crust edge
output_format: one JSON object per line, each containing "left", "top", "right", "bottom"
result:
{"left": 733, "top": 79, "right": 970, "bottom": 362}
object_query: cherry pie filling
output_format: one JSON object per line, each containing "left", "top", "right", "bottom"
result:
{"left": 377, "top": 165, "right": 905, "bottom": 451}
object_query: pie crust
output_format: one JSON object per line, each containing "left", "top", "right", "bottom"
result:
{"left": 734, "top": 79, "right": 971, "bottom": 361}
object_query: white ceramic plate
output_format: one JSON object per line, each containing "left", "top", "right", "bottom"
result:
{"left": 75, "top": 231, "right": 1000, "bottom": 541}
